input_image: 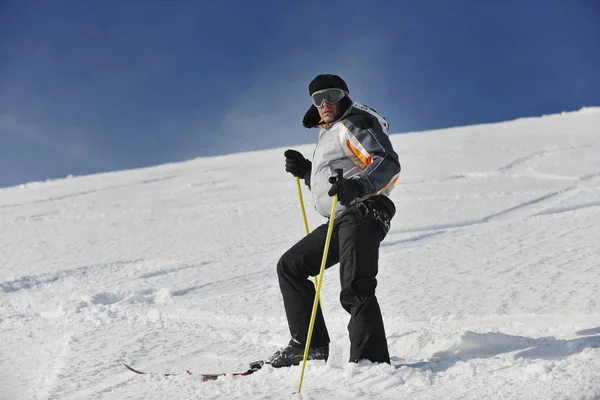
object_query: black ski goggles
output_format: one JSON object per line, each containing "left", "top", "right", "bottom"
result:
{"left": 311, "top": 88, "right": 348, "bottom": 107}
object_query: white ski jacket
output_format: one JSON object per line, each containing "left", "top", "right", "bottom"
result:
{"left": 307, "top": 102, "right": 401, "bottom": 218}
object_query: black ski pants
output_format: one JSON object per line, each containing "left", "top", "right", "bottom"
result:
{"left": 277, "top": 196, "right": 394, "bottom": 364}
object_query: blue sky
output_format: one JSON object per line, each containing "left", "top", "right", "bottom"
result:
{"left": 1, "top": 0, "right": 599, "bottom": 188}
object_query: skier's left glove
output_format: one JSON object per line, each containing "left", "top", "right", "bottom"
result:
{"left": 328, "top": 177, "right": 367, "bottom": 206}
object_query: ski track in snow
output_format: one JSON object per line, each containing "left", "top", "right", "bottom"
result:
{"left": 0, "top": 260, "right": 144, "bottom": 294}
{"left": 1, "top": 109, "right": 600, "bottom": 399}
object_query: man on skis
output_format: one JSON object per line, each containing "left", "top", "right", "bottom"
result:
{"left": 269, "top": 74, "right": 401, "bottom": 368}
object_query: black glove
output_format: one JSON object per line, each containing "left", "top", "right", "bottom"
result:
{"left": 328, "top": 176, "right": 366, "bottom": 206}
{"left": 284, "top": 149, "right": 311, "bottom": 178}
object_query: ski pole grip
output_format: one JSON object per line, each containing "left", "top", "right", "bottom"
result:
{"left": 335, "top": 169, "right": 344, "bottom": 182}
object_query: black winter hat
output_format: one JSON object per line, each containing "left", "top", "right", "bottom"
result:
{"left": 308, "top": 74, "right": 349, "bottom": 95}
{"left": 303, "top": 74, "right": 352, "bottom": 129}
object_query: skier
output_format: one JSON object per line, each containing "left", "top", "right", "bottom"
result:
{"left": 269, "top": 74, "right": 401, "bottom": 368}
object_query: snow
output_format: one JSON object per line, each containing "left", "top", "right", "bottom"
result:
{"left": 1, "top": 108, "right": 600, "bottom": 400}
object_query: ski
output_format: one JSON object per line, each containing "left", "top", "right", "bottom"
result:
{"left": 124, "top": 363, "right": 192, "bottom": 377}
{"left": 123, "top": 360, "right": 268, "bottom": 382}
{"left": 125, "top": 358, "right": 434, "bottom": 381}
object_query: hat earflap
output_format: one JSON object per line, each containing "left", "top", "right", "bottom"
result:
{"left": 302, "top": 105, "right": 321, "bottom": 128}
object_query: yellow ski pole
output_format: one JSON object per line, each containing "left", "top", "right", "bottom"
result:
{"left": 296, "top": 171, "right": 341, "bottom": 394}
{"left": 296, "top": 177, "right": 320, "bottom": 290}
{"left": 295, "top": 177, "right": 310, "bottom": 236}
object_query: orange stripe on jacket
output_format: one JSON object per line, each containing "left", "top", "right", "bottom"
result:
{"left": 377, "top": 176, "right": 399, "bottom": 194}
{"left": 346, "top": 139, "right": 372, "bottom": 166}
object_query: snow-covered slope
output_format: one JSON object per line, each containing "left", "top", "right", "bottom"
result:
{"left": 1, "top": 108, "right": 599, "bottom": 399}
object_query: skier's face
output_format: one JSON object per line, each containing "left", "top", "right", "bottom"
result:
{"left": 317, "top": 101, "right": 338, "bottom": 123}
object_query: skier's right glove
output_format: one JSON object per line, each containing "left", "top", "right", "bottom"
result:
{"left": 284, "top": 149, "right": 311, "bottom": 178}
